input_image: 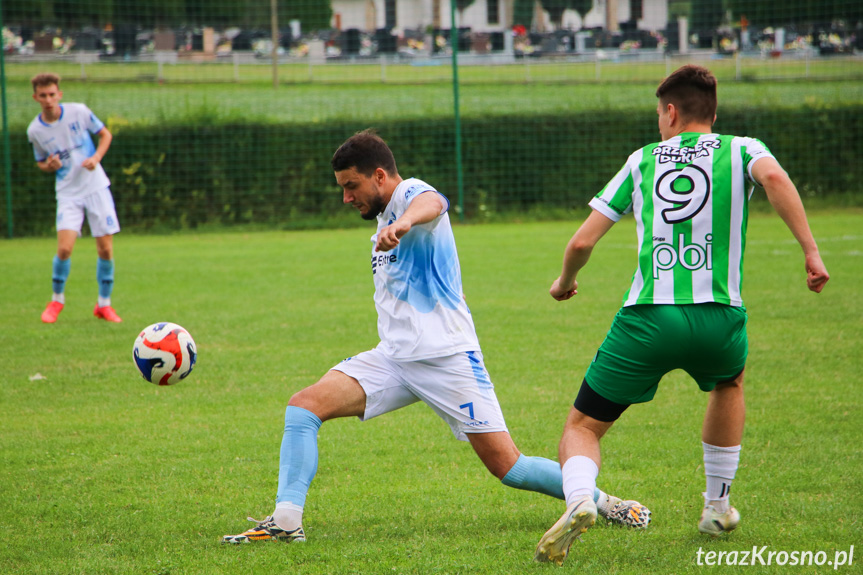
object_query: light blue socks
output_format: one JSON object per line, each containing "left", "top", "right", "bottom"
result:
{"left": 97, "top": 258, "right": 114, "bottom": 299}
{"left": 273, "top": 413, "right": 598, "bottom": 525}
{"left": 501, "top": 454, "right": 600, "bottom": 503}
{"left": 276, "top": 406, "right": 323, "bottom": 507}
{"left": 52, "top": 255, "right": 71, "bottom": 295}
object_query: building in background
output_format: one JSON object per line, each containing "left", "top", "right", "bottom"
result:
{"left": 330, "top": 0, "right": 669, "bottom": 35}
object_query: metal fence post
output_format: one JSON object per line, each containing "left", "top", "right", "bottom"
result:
{"left": 450, "top": 2, "right": 464, "bottom": 222}
{"left": 1, "top": 10, "right": 13, "bottom": 238}
{"left": 271, "top": 0, "right": 279, "bottom": 89}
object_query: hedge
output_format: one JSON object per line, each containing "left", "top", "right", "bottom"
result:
{"left": 4, "top": 104, "right": 861, "bottom": 236}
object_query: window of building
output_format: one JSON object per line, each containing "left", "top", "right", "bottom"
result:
{"left": 487, "top": 0, "right": 500, "bottom": 24}
{"left": 385, "top": 0, "right": 396, "bottom": 29}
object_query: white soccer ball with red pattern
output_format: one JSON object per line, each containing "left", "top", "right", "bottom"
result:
{"left": 133, "top": 322, "right": 197, "bottom": 385}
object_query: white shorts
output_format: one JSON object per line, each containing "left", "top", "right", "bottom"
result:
{"left": 56, "top": 187, "right": 120, "bottom": 237}
{"left": 332, "top": 348, "right": 509, "bottom": 442}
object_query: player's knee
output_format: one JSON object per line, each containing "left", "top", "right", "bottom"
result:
{"left": 287, "top": 387, "right": 334, "bottom": 421}
{"left": 57, "top": 247, "right": 73, "bottom": 260}
{"left": 287, "top": 388, "right": 315, "bottom": 410}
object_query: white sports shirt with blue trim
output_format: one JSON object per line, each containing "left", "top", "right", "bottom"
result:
{"left": 589, "top": 132, "right": 775, "bottom": 308}
{"left": 372, "top": 177, "right": 480, "bottom": 360}
{"left": 27, "top": 103, "right": 111, "bottom": 199}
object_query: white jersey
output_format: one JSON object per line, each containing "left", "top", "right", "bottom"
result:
{"left": 371, "top": 178, "right": 481, "bottom": 360}
{"left": 27, "top": 103, "right": 111, "bottom": 199}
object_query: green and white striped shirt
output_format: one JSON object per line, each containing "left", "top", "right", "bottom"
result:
{"left": 589, "top": 132, "right": 774, "bottom": 307}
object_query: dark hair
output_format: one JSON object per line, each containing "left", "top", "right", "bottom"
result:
{"left": 655, "top": 65, "right": 717, "bottom": 125}
{"left": 31, "top": 72, "right": 61, "bottom": 92}
{"left": 331, "top": 129, "right": 398, "bottom": 176}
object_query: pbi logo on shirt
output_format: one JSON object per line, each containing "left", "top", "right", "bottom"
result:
{"left": 371, "top": 252, "right": 397, "bottom": 274}
{"left": 652, "top": 233, "right": 713, "bottom": 278}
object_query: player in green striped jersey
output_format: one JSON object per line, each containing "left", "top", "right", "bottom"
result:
{"left": 535, "top": 65, "right": 829, "bottom": 566}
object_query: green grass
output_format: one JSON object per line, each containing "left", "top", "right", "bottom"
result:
{"left": 6, "top": 52, "right": 863, "bottom": 86}
{"left": 1, "top": 210, "right": 861, "bottom": 574}
{"left": 5, "top": 70, "right": 863, "bottom": 128}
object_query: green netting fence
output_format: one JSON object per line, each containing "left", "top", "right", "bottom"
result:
{"left": 3, "top": 0, "right": 863, "bottom": 236}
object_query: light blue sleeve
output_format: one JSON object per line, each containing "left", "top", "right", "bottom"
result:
{"left": 84, "top": 106, "right": 106, "bottom": 134}
{"left": 27, "top": 128, "right": 48, "bottom": 162}
{"left": 403, "top": 181, "right": 449, "bottom": 216}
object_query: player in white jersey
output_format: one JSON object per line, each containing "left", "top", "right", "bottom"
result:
{"left": 28, "top": 73, "right": 122, "bottom": 324}
{"left": 222, "top": 130, "right": 650, "bottom": 546}
{"left": 535, "top": 65, "right": 830, "bottom": 566}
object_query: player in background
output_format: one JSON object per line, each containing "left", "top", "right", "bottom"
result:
{"left": 222, "top": 130, "right": 651, "bottom": 545}
{"left": 27, "top": 73, "right": 122, "bottom": 324}
{"left": 534, "top": 65, "right": 830, "bottom": 566}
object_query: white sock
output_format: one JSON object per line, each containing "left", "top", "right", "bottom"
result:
{"left": 703, "top": 442, "right": 741, "bottom": 513}
{"left": 52, "top": 293, "right": 65, "bottom": 304}
{"left": 595, "top": 489, "right": 614, "bottom": 516}
{"left": 562, "top": 455, "right": 598, "bottom": 508}
{"left": 98, "top": 296, "right": 111, "bottom": 308}
{"left": 273, "top": 501, "right": 304, "bottom": 531}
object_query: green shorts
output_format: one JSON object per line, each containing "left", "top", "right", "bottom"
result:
{"left": 584, "top": 303, "right": 748, "bottom": 405}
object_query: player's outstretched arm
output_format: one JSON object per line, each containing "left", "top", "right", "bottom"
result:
{"left": 550, "top": 210, "right": 616, "bottom": 301}
{"left": 752, "top": 157, "right": 830, "bottom": 293}
{"left": 375, "top": 191, "right": 445, "bottom": 252}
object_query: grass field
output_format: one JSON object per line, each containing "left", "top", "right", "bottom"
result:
{"left": 5, "top": 52, "right": 863, "bottom": 86}
{"left": 4, "top": 71, "right": 863, "bottom": 128}
{"left": 1, "top": 210, "right": 861, "bottom": 574}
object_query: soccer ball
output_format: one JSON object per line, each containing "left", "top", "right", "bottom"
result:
{"left": 133, "top": 322, "right": 197, "bottom": 386}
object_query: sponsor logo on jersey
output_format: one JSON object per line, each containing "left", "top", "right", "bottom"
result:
{"left": 463, "top": 419, "right": 491, "bottom": 427}
{"left": 404, "top": 184, "right": 431, "bottom": 201}
{"left": 652, "top": 233, "right": 713, "bottom": 278}
{"left": 371, "top": 252, "right": 398, "bottom": 274}
{"left": 652, "top": 139, "right": 721, "bottom": 164}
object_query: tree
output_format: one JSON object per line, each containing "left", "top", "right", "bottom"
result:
{"left": 667, "top": 0, "right": 690, "bottom": 21}
{"left": 727, "top": 0, "right": 863, "bottom": 27}
{"left": 691, "top": 0, "right": 723, "bottom": 31}
{"left": 513, "top": 0, "right": 534, "bottom": 28}
{"left": 112, "top": 0, "right": 183, "bottom": 28}
{"left": 283, "top": 0, "right": 333, "bottom": 32}
{"left": 454, "top": 0, "right": 476, "bottom": 26}
{"left": 1, "top": 0, "right": 46, "bottom": 25}
{"left": 571, "top": 0, "right": 592, "bottom": 22}
{"left": 542, "top": 0, "right": 572, "bottom": 29}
